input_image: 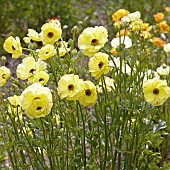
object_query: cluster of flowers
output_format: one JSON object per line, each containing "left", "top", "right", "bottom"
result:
{"left": 111, "top": 8, "right": 170, "bottom": 106}
{"left": 1, "top": 8, "right": 170, "bottom": 119}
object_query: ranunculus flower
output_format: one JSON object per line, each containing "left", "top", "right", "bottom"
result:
{"left": 143, "top": 79, "right": 170, "bottom": 106}
{"left": 78, "top": 81, "right": 97, "bottom": 106}
{"left": 20, "top": 83, "right": 53, "bottom": 118}
{"left": 78, "top": 26, "right": 108, "bottom": 56}
{"left": 58, "top": 74, "right": 85, "bottom": 100}
{"left": 0, "top": 66, "right": 11, "bottom": 87}
{"left": 3, "top": 36, "right": 22, "bottom": 58}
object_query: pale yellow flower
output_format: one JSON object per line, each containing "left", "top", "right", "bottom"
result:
{"left": 58, "top": 74, "right": 85, "bottom": 100}
{"left": 143, "top": 79, "right": 170, "bottom": 106}
{"left": 57, "top": 41, "right": 70, "bottom": 57}
{"left": 0, "top": 66, "right": 11, "bottom": 87}
{"left": 8, "top": 95, "right": 20, "bottom": 107}
{"left": 41, "top": 21, "right": 62, "bottom": 45}
{"left": 16, "top": 57, "right": 47, "bottom": 80}
{"left": 78, "top": 81, "right": 97, "bottom": 106}
{"left": 78, "top": 26, "right": 108, "bottom": 56}
{"left": 88, "top": 52, "right": 110, "bottom": 79}
{"left": 38, "top": 44, "right": 56, "bottom": 60}
{"left": 28, "top": 71, "right": 49, "bottom": 85}
{"left": 20, "top": 83, "right": 53, "bottom": 118}
{"left": 27, "top": 29, "right": 42, "bottom": 42}
{"left": 3, "top": 36, "right": 22, "bottom": 58}
{"left": 121, "top": 11, "right": 141, "bottom": 22}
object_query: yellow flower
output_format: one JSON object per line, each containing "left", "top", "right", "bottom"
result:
{"left": 142, "top": 23, "right": 152, "bottom": 32}
{"left": 152, "top": 37, "right": 167, "bottom": 48}
{"left": 58, "top": 74, "right": 85, "bottom": 100}
{"left": 88, "top": 52, "right": 110, "bottom": 79}
{"left": 78, "top": 26, "right": 108, "bottom": 56}
{"left": 16, "top": 57, "right": 47, "bottom": 80}
{"left": 8, "top": 95, "right": 20, "bottom": 107}
{"left": 57, "top": 41, "right": 70, "bottom": 57}
{"left": 28, "top": 71, "right": 49, "bottom": 85}
{"left": 154, "top": 12, "right": 165, "bottom": 22}
{"left": 0, "top": 66, "right": 10, "bottom": 87}
{"left": 140, "top": 31, "right": 152, "bottom": 39}
{"left": 20, "top": 83, "right": 53, "bottom": 118}
{"left": 130, "top": 20, "right": 143, "bottom": 31}
{"left": 3, "top": 36, "right": 22, "bottom": 58}
{"left": 78, "top": 81, "right": 97, "bottom": 106}
{"left": 112, "top": 9, "right": 130, "bottom": 21}
{"left": 38, "top": 44, "right": 56, "bottom": 60}
{"left": 41, "top": 21, "right": 62, "bottom": 45}
{"left": 8, "top": 105, "right": 22, "bottom": 118}
{"left": 110, "top": 47, "right": 119, "bottom": 55}
{"left": 27, "top": 29, "right": 42, "bottom": 41}
{"left": 158, "top": 21, "right": 169, "bottom": 33}
{"left": 143, "top": 79, "right": 170, "bottom": 106}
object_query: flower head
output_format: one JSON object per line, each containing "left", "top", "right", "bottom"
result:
{"left": 111, "top": 36, "right": 132, "bottom": 49}
{"left": 143, "top": 79, "right": 170, "bottom": 106}
{"left": 121, "top": 11, "right": 141, "bottom": 22}
{"left": 112, "top": 9, "right": 130, "bottom": 21}
{"left": 38, "top": 44, "right": 56, "bottom": 60}
{"left": 156, "top": 64, "right": 169, "bottom": 76}
{"left": 158, "top": 21, "right": 169, "bottom": 33}
{"left": 58, "top": 74, "right": 85, "bottom": 100}
{"left": 57, "top": 41, "right": 71, "bottom": 57}
{"left": 152, "top": 37, "right": 166, "bottom": 48}
{"left": 164, "top": 43, "right": 170, "bottom": 53}
{"left": 41, "top": 21, "right": 62, "bottom": 45}
{"left": 154, "top": 13, "right": 165, "bottom": 22}
{"left": 88, "top": 52, "right": 110, "bottom": 79}
{"left": 28, "top": 71, "right": 49, "bottom": 85}
{"left": 8, "top": 95, "right": 20, "bottom": 107}
{"left": 78, "top": 81, "right": 97, "bottom": 106}
{"left": 16, "top": 57, "right": 47, "bottom": 80}
{"left": 78, "top": 26, "right": 108, "bottom": 56}
{"left": 20, "top": 83, "right": 53, "bottom": 118}
{"left": 0, "top": 66, "right": 11, "bottom": 87}
{"left": 3, "top": 36, "right": 22, "bottom": 58}
{"left": 27, "top": 29, "right": 42, "bottom": 42}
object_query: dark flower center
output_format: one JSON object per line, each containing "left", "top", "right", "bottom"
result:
{"left": 47, "top": 32, "right": 54, "bottom": 38}
{"left": 98, "top": 62, "right": 104, "bottom": 69}
{"left": 91, "top": 39, "right": 98, "bottom": 46}
{"left": 37, "top": 106, "right": 42, "bottom": 110}
{"left": 12, "top": 45, "right": 16, "bottom": 50}
{"left": 85, "top": 89, "right": 91, "bottom": 96}
{"left": 153, "top": 88, "right": 159, "bottom": 95}
{"left": 2, "top": 74, "right": 6, "bottom": 79}
{"left": 29, "top": 69, "right": 36, "bottom": 74}
{"left": 39, "top": 78, "right": 44, "bottom": 82}
{"left": 68, "top": 84, "right": 74, "bottom": 90}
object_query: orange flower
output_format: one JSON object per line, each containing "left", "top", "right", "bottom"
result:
{"left": 154, "top": 13, "right": 165, "bottom": 22}
{"left": 164, "top": 7, "right": 170, "bottom": 13}
{"left": 152, "top": 37, "right": 167, "bottom": 48}
{"left": 116, "top": 29, "right": 129, "bottom": 37}
{"left": 112, "top": 9, "right": 130, "bottom": 21}
{"left": 158, "top": 21, "right": 169, "bottom": 33}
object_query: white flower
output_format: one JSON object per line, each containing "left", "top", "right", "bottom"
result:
{"left": 111, "top": 36, "right": 132, "bottom": 49}
{"left": 156, "top": 64, "right": 169, "bottom": 76}
{"left": 121, "top": 11, "right": 141, "bottom": 23}
{"left": 164, "top": 43, "right": 170, "bottom": 53}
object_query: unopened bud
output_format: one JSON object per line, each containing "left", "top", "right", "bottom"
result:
{"left": 71, "top": 25, "right": 79, "bottom": 34}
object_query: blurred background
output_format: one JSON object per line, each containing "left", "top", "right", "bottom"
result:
{"left": 0, "top": 0, "right": 170, "bottom": 56}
